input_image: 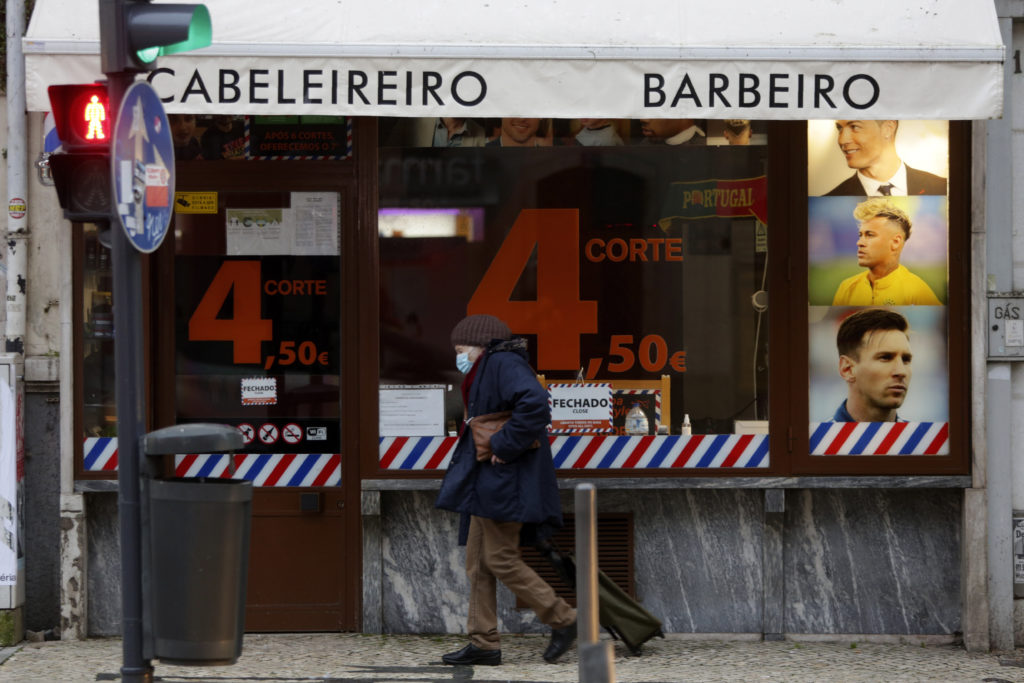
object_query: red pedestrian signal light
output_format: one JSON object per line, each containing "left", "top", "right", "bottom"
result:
{"left": 46, "top": 83, "right": 112, "bottom": 223}
{"left": 47, "top": 84, "right": 111, "bottom": 152}
{"left": 82, "top": 95, "right": 108, "bottom": 142}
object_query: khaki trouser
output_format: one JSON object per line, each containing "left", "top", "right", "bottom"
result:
{"left": 465, "top": 515, "right": 576, "bottom": 650}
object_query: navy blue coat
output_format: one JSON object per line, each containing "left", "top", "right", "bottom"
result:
{"left": 435, "top": 338, "right": 563, "bottom": 546}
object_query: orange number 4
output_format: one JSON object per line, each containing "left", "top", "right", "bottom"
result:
{"left": 468, "top": 209, "right": 597, "bottom": 370}
{"left": 188, "top": 260, "right": 273, "bottom": 364}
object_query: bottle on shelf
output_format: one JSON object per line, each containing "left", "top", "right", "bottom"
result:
{"left": 681, "top": 413, "right": 692, "bottom": 436}
{"left": 625, "top": 402, "right": 649, "bottom": 435}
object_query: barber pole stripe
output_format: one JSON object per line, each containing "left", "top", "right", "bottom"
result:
{"left": 83, "top": 437, "right": 118, "bottom": 471}
{"left": 809, "top": 422, "right": 948, "bottom": 455}
{"left": 380, "top": 434, "right": 769, "bottom": 470}
{"left": 173, "top": 453, "right": 342, "bottom": 486}
{"left": 379, "top": 436, "right": 459, "bottom": 470}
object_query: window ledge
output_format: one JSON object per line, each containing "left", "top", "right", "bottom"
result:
{"left": 361, "top": 475, "right": 972, "bottom": 491}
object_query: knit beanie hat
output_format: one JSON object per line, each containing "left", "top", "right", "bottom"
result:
{"left": 450, "top": 314, "right": 511, "bottom": 347}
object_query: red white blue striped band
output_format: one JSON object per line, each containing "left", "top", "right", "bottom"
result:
{"left": 379, "top": 434, "right": 770, "bottom": 470}
{"left": 83, "top": 439, "right": 341, "bottom": 486}
{"left": 174, "top": 453, "right": 341, "bottom": 486}
{"left": 810, "top": 422, "right": 948, "bottom": 455}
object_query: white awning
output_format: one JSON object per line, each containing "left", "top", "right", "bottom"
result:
{"left": 23, "top": 0, "right": 1005, "bottom": 119}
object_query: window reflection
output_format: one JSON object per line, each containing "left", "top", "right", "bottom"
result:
{"left": 81, "top": 224, "right": 116, "bottom": 437}
{"left": 378, "top": 120, "right": 769, "bottom": 437}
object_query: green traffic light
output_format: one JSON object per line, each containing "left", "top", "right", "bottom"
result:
{"left": 136, "top": 46, "right": 160, "bottom": 64}
{"left": 131, "top": 4, "right": 212, "bottom": 64}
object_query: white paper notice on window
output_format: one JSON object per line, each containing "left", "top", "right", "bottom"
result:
{"left": 226, "top": 192, "right": 339, "bottom": 255}
{"left": 291, "top": 192, "right": 340, "bottom": 255}
{"left": 241, "top": 377, "right": 278, "bottom": 406}
{"left": 379, "top": 384, "right": 446, "bottom": 437}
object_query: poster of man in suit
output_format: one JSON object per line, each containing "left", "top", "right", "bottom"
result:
{"left": 808, "top": 120, "right": 948, "bottom": 197}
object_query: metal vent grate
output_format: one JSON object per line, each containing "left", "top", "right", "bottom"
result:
{"left": 518, "top": 513, "right": 634, "bottom": 608}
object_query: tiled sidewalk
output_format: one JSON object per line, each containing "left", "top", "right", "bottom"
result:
{"left": 1, "top": 633, "right": 1023, "bottom": 682}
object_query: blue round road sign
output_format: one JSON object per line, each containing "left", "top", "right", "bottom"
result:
{"left": 112, "top": 81, "right": 175, "bottom": 253}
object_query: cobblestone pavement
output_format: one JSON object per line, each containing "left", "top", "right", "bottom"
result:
{"left": 1, "top": 634, "right": 1024, "bottom": 683}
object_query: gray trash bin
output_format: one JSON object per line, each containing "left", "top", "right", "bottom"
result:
{"left": 148, "top": 477, "right": 252, "bottom": 665}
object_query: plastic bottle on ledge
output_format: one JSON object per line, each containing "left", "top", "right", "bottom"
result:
{"left": 625, "top": 403, "right": 649, "bottom": 435}
{"left": 681, "top": 414, "right": 692, "bottom": 436}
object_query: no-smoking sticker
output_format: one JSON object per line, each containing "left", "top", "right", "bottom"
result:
{"left": 282, "top": 423, "right": 302, "bottom": 445}
{"left": 258, "top": 423, "right": 280, "bottom": 445}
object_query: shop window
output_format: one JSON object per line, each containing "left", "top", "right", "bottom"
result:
{"left": 78, "top": 189, "right": 345, "bottom": 480}
{"left": 79, "top": 224, "right": 118, "bottom": 475}
{"left": 377, "top": 118, "right": 770, "bottom": 473}
{"left": 172, "top": 191, "right": 342, "bottom": 481}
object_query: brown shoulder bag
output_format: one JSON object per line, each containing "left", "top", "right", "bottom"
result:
{"left": 469, "top": 411, "right": 539, "bottom": 462}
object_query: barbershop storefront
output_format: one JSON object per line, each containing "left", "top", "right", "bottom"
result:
{"left": 20, "top": 0, "right": 1013, "bottom": 644}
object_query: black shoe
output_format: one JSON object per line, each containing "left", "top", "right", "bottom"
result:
{"left": 441, "top": 643, "right": 501, "bottom": 666}
{"left": 543, "top": 621, "right": 577, "bottom": 663}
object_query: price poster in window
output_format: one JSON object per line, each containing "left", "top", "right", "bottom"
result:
{"left": 175, "top": 256, "right": 340, "bottom": 375}
{"left": 173, "top": 255, "right": 342, "bottom": 454}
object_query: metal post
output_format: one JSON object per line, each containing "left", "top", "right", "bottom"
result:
{"left": 2, "top": 0, "right": 29, "bottom": 636}
{"left": 575, "top": 483, "right": 614, "bottom": 683}
{"left": 107, "top": 64, "right": 153, "bottom": 683}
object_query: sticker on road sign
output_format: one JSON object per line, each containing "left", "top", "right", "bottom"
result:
{"left": 237, "top": 423, "right": 255, "bottom": 445}
{"left": 306, "top": 426, "right": 327, "bottom": 441}
{"left": 282, "top": 423, "right": 302, "bottom": 445}
{"left": 145, "top": 165, "right": 170, "bottom": 207}
{"left": 258, "top": 423, "right": 280, "bottom": 445}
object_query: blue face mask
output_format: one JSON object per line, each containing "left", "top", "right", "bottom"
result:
{"left": 456, "top": 352, "right": 474, "bottom": 374}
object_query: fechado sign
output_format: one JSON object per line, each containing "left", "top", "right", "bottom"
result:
{"left": 548, "top": 383, "right": 613, "bottom": 434}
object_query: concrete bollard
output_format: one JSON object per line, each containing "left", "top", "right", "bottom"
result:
{"left": 575, "top": 483, "right": 615, "bottom": 683}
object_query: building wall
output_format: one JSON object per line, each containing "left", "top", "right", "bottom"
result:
{"left": 19, "top": 110, "right": 75, "bottom": 637}
{"left": 0, "top": 95, "right": 8, "bottom": 335}
{"left": 1009, "top": 15, "right": 1024, "bottom": 646}
{"left": 23, "top": 112, "right": 65, "bottom": 358}
{"left": 365, "top": 487, "right": 962, "bottom": 637}
{"left": 1, "top": 96, "right": 73, "bottom": 635}
{"left": 84, "top": 492, "right": 120, "bottom": 637}
{"left": 22, "top": 387, "right": 60, "bottom": 632}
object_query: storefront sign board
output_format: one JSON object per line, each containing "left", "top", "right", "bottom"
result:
{"left": 24, "top": 0, "right": 1004, "bottom": 119}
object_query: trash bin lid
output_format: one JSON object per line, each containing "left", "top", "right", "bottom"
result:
{"left": 143, "top": 423, "right": 244, "bottom": 455}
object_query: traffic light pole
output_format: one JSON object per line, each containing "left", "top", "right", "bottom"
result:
{"left": 107, "top": 67, "right": 154, "bottom": 683}
{"left": 93, "top": 2, "right": 211, "bottom": 678}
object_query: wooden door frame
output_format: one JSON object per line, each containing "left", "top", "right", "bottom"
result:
{"left": 151, "top": 117, "right": 379, "bottom": 630}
